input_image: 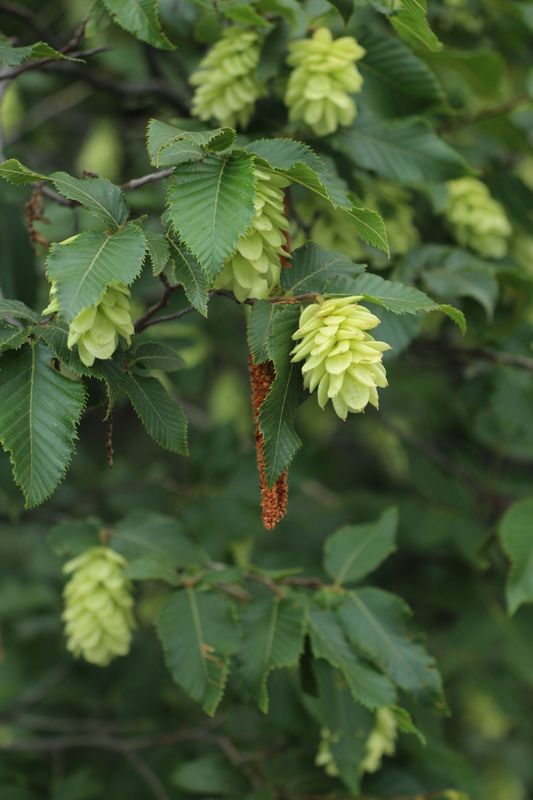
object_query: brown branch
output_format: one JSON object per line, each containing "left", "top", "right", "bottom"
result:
{"left": 133, "top": 277, "right": 180, "bottom": 333}
{"left": 122, "top": 169, "right": 174, "bottom": 192}
{"left": 462, "top": 346, "right": 533, "bottom": 372}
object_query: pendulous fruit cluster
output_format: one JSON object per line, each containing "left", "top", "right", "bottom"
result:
{"left": 62, "top": 546, "right": 135, "bottom": 667}
{"left": 215, "top": 167, "right": 290, "bottom": 302}
{"left": 44, "top": 282, "right": 134, "bottom": 368}
{"left": 190, "top": 27, "right": 264, "bottom": 129}
{"left": 291, "top": 296, "right": 389, "bottom": 420}
{"left": 445, "top": 177, "right": 511, "bottom": 258}
{"left": 285, "top": 27, "right": 365, "bottom": 137}
{"left": 361, "top": 708, "right": 398, "bottom": 773}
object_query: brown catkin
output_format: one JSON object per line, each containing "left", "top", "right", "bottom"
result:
{"left": 249, "top": 356, "right": 288, "bottom": 530}
{"left": 25, "top": 189, "right": 49, "bottom": 253}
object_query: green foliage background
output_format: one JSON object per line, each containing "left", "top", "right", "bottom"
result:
{"left": 1, "top": 1, "right": 533, "bottom": 799}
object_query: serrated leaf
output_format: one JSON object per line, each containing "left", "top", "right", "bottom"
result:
{"left": 498, "top": 498, "right": 533, "bottom": 615}
{"left": 48, "top": 518, "right": 102, "bottom": 557}
{"left": 348, "top": 206, "right": 389, "bottom": 253}
{"left": 0, "top": 343, "right": 85, "bottom": 508}
{"left": 156, "top": 588, "right": 241, "bottom": 715}
{"left": 147, "top": 120, "right": 236, "bottom": 167}
{"left": 332, "top": 117, "right": 466, "bottom": 184}
{"left": 130, "top": 341, "right": 184, "bottom": 372}
{"left": 0, "top": 40, "right": 78, "bottom": 67}
{"left": 123, "top": 554, "right": 182, "bottom": 585}
{"left": 247, "top": 301, "right": 276, "bottom": 364}
{"left": 282, "top": 243, "right": 365, "bottom": 296}
{"left": 339, "top": 588, "right": 445, "bottom": 710}
{"left": 238, "top": 594, "right": 306, "bottom": 712}
{"left": 167, "top": 153, "right": 256, "bottom": 280}
{"left": 0, "top": 299, "right": 39, "bottom": 323}
{"left": 259, "top": 305, "right": 302, "bottom": 486}
{"left": 144, "top": 230, "right": 170, "bottom": 275}
{"left": 324, "top": 507, "right": 398, "bottom": 585}
{"left": 46, "top": 223, "right": 147, "bottom": 321}
{"left": 390, "top": 0, "right": 442, "bottom": 52}
{"left": 49, "top": 172, "right": 129, "bottom": 229}
{"left": 101, "top": 0, "right": 174, "bottom": 49}
{"left": 168, "top": 238, "right": 209, "bottom": 316}
{"left": 0, "top": 159, "right": 44, "bottom": 186}
{"left": 125, "top": 372, "right": 188, "bottom": 454}
{"left": 0, "top": 325, "right": 30, "bottom": 352}
{"left": 112, "top": 510, "right": 201, "bottom": 562}
{"left": 359, "top": 27, "right": 444, "bottom": 118}
{"left": 309, "top": 607, "right": 396, "bottom": 709}
{"left": 326, "top": 0, "right": 354, "bottom": 22}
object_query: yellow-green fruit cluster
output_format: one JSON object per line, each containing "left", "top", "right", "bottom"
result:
{"left": 445, "top": 177, "right": 511, "bottom": 258}
{"left": 44, "top": 282, "right": 134, "bottom": 368}
{"left": 215, "top": 167, "right": 290, "bottom": 302}
{"left": 291, "top": 296, "right": 389, "bottom": 420}
{"left": 285, "top": 28, "right": 365, "bottom": 136}
{"left": 62, "top": 547, "right": 135, "bottom": 667}
{"left": 190, "top": 27, "right": 263, "bottom": 128}
{"left": 361, "top": 708, "right": 398, "bottom": 774}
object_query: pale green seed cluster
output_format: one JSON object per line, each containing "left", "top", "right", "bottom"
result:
{"left": 285, "top": 28, "right": 365, "bottom": 137}
{"left": 291, "top": 296, "right": 389, "bottom": 420}
{"left": 215, "top": 167, "right": 290, "bottom": 302}
{"left": 445, "top": 177, "right": 511, "bottom": 258}
{"left": 361, "top": 708, "right": 398, "bottom": 774}
{"left": 62, "top": 546, "right": 135, "bottom": 667}
{"left": 190, "top": 27, "right": 264, "bottom": 129}
{"left": 43, "top": 282, "right": 134, "bottom": 368}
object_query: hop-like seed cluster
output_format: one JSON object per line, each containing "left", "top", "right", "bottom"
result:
{"left": 215, "top": 167, "right": 290, "bottom": 302}
{"left": 62, "top": 547, "right": 135, "bottom": 667}
{"left": 291, "top": 296, "right": 390, "bottom": 420}
{"left": 44, "top": 282, "right": 134, "bottom": 368}
{"left": 361, "top": 708, "right": 398, "bottom": 774}
{"left": 285, "top": 28, "right": 365, "bottom": 137}
{"left": 445, "top": 177, "right": 511, "bottom": 258}
{"left": 190, "top": 27, "right": 264, "bottom": 129}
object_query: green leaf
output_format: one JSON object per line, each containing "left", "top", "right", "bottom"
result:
{"left": 48, "top": 518, "right": 102, "bottom": 557}
{"left": 112, "top": 510, "right": 201, "bottom": 563}
{"left": 358, "top": 27, "right": 444, "bottom": 118}
{"left": 0, "top": 40, "right": 77, "bottom": 67}
{"left": 125, "top": 372, "right": 188, "bottom": 454}
{"left": 101, "top": 0, "right": 174, "bottom": 49}
{"left": 130, "top": 341, "right": 184, "bottom": 372}
{"left": 498, "top": 498, "right": 533, "bottom": 615}
{"left": 49, "top": 173, "right": 129, "bottom": 229}
{"left": 339, "top": 588, "right": 445, "bottom": 709}
{"left": 390, "top": 0, "right": 442, "bottom": 52}
{"left": 259, "top": 305, "right": 302, "bottom": 485}
{"left": 173, "top": 754, "right": 246, "bottom": 796}
{"left": 0, "top": 325, "right": 29, "bottom": 353}
{"left": 282, "top": 244, "right": 365, "bottom": 296}
{"left": 168, "top": 238, "right": 209, "bottom": 316}
{"left": 123, "top": 553, "right": 182, "bottom": 585}
{"left": 147, "top": 119, "right": 236, "bottom": 167}
{"left": 331, "top": 117, "right": 466, "bottom": 184}
{"left": 46, "top": 223, "right": 147, "bottom": 321}
{"left": 0, "top": 343, "right": 86, "bottom": 508}
{"left": 0, "top": 299, "right": 39, "bottom": 323}
{"left": 309, "top": 607, "right": 396, "bottom": 709}
{"left": 325, "top": 0, "right": 354, "bottom": 22}
{"left": 0, "top": 159, "right": 44, "bottom": 186}
{"left": 224, "top": 4, "right": 271, "bottom": 26}
{"left": 156, "top": 587, "right": 241, "bottom": 715}
{"left": 144, "top": 230, "right": 170, "bottom": 276}
{"left": 238, "top": 594, "right": 306, "bottom": 712}
{"left": 247, "top": 301, "right": 276, "bottom": 364}
{"left": 311, "top": 661, "right": 374, "bottom": 794}
{"left": 348, "top": 206, "right": 389, "bottom": 253}
{"left": 324, "top": 507, "right": 398, "bottom": 586}
{"left": 167, "top": 153, "right": 257, "bottom": 280}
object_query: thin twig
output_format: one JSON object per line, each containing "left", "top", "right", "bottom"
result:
{"left": 440, "top": 93, "right": 531, "bottom": 133}
{"left": 133, "top": 276, "right": 180, "bottom": 333}
{"left": 122, "top": 168, "right": 174, "bottom": 191}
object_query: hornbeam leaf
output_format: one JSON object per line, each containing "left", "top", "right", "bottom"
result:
{"left": 0, "top": 299, "right": 39, "bottom": 323}
{"left": 49, "top": 172, "right": 129, "bottom": 229}
{"left": 101, "top": 0, "right": 174, "bottom": 50}
{"left": 259, "top": 305, "right": 303, "bottom": 486}
{"left": 0, "top": 159, "right": 45, "bottom": 186}
{"left": 324, "top": 507, "right": 398, "bottom": 585}
{"left": 125, "top": 372, "right": 188, "bottom": 454}
{"left": 167, "top": 153, "right": 256, "bottom": 280}
{"left": 156, "top": 588, "right": 241, "bottom": 715}
{"left": 247, "top": 301, "right": 276, "bottom": 364}
{"left": 168, "top": 238, "right": 209, "bottom": 316}
{"left": 0, "top": 326, "right": 30, "bottom": 353}
{"left": 390, "top": 0, "right": 442, "bottom": 52}
{"left": 147, "top": 120, "right": 236, "bottom": 167}
{"left": 144, "top": 230, "right": 171, "bottom": 276}
{"left": 0, "top": 343, "right": 86, "bottom": 508}
{"left": 339, "top": 588, "right": 445, "bottom": 710}
{"left": 281, "top": 244, "right": 365, "bottom": 296}
{"left": 0, "top": 40, "right": 79, "bottom": 67}
{"left": 498, "top": 498, "right": 533, "bottom": 615}
{"left": 309, "top": 607, "right": 396, "bottom": 709}
{"left": 46, "top": 223, "right": 147, "bottom": 321}
{"left": 238, "top": 594, "right": 306, "bottom": 712}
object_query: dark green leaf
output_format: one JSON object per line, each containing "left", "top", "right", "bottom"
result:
{"left": 49, "top": 173, "right": 129, "bottom": 229}
{"left": 147, "top": 120, "right": 236, "bottom": 167}
{"left": 498, "top": 498, "right": 533, "bottom": 615}
{"left": 168, "top": 238, "right": 209, "bottom": 316}
{"left": 282, "top": 243, "right": 364, "bottom": 296}
{"left": 125, "top": 372, "right": 188, "bottom": 454}
{"left": 101, "top": 0, "right": 174, "bottom": 49}
{"left": 324, "top": 507, "right": 398, "bottom": 585}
